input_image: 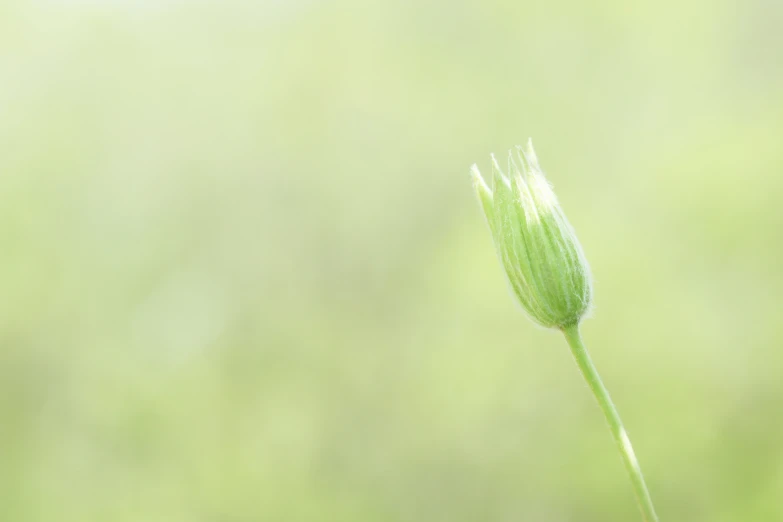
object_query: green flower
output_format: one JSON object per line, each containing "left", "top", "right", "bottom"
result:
{"left": 471, "top": 139, "right": 592, "bottom": 329}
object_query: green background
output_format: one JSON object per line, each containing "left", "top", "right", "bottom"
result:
{"left": 2, "top": 1, "right": 782, "bottom": 520}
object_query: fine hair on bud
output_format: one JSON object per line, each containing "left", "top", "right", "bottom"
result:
{"left": 471, "top": 139, "right": 592, "bottom": 329}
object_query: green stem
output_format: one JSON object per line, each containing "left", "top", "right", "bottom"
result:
{"left": 561, "top": 323, "right": 659, "bottom": 522}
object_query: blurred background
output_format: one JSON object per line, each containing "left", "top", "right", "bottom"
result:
{"left": 1, "top": 0, "right": 782, "bottom": 520}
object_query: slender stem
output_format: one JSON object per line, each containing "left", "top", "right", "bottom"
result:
{"left": 561, "top": 323, "right": 659, "bottom": 522}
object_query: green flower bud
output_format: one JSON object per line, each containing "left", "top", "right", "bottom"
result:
{"left": 471, "top": 139, "right": 593, "bottom": 329}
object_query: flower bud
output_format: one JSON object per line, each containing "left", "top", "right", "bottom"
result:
{"left": 471, "top": 139, "right": 592, "bottom": 329}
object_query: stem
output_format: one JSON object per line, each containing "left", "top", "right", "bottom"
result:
{"left": 561, "top": 323, "right": 659, "bottom": 522}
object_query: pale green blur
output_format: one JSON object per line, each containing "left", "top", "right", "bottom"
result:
{"left": 1, "top": 1, "right": 782, "bottom": 521}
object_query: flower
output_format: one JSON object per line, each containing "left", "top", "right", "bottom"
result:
{"left": 471, "top": 139, "right": 593, "bottom": 329}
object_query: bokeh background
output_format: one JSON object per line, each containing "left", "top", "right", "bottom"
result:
{"left": 2, "top": 0, "right": 783, "bottom": 520}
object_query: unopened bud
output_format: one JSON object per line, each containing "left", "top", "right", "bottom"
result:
{"left": 471, "top": 139, "right": 593, "bottom": 329}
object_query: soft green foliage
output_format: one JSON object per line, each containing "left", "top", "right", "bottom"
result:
{"left": 2, "top": 1, "right": 783, "bottom": 522}
{"left": 472, "top": 140, "right": 592, "bottom": 328}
